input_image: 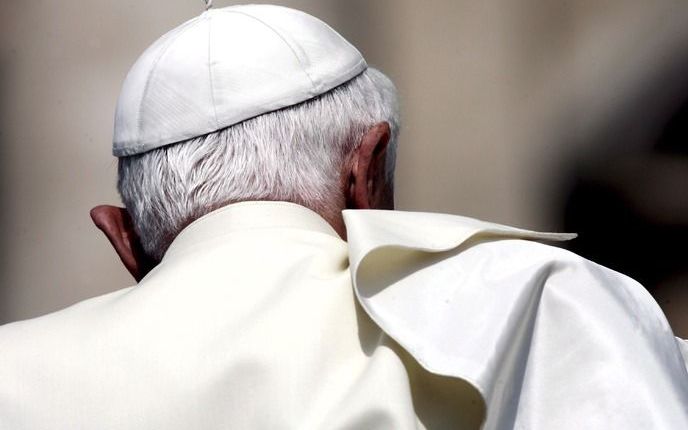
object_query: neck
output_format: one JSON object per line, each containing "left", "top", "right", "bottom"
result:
{"left": 303, "top": 196, "right": 348, "bottom": 240}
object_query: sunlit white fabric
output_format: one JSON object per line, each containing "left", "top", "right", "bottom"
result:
{"left": 113, "top": 5, "right": 367, "bottom": 156}
{"left": 1, "top": 201, "right": 687, "bottom": 429}
{"left": 344, "top": 209, "right": 688, "bottom": 429}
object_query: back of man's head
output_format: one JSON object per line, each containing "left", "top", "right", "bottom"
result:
{"left": 106, "top": 5, "right": 401, "bottom": 263}
{"left": 117, "top": 68, "right": 399, "bottom": 261}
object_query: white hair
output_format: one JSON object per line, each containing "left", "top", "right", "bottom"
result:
{"left": 117, "top": 68, "right": 400, "bottom": 261}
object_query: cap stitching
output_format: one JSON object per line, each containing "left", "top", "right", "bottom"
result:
{"left": 137, "top": 18, "right": 202, "bottom": 140}
{"left": 311, "top": 14, "right": 365, "bottom": 60}
{"left": 216, "top": 9, "right": 317, "bottom": 92}
{"left": 207, "top": 15, "right": 220, "bottom": 129}
{"left": 113, "top": 58, "right": 367, "bottom": 156}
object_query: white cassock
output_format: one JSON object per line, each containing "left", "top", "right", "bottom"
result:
{"left": 1, "top": 201, "right": 686, "bottom": 429}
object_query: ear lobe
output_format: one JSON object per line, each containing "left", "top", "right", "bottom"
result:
{"left": 90, "top": 205, "right": 155, "bottom": 282}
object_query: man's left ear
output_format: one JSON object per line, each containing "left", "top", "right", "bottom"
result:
{"left": 90, "top": 205, "right": 155, "bottom": 282}
{"left": 347, "top": 122, "right": 392, "bottom": 209}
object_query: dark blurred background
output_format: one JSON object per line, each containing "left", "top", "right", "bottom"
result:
{"left": 1, "top": 0, "right": 687, "bottom": 334}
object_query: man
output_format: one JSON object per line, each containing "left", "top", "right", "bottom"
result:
{"left": 1, "top": 4, "right": 687, "bottom": 429}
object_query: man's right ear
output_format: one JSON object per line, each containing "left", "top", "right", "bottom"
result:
{"left": 90, "top": 205, "right": 155, "bottom": 282}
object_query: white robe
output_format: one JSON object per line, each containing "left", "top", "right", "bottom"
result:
{"left": 1, "top": 201, "right": 686, "bottom": 429}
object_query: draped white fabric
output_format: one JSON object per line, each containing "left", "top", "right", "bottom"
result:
{"left": 0, "top": 201, "right": 686, "bottom": 429}
{"left": 344, "top": 209, "right": 688, "bottom": 429}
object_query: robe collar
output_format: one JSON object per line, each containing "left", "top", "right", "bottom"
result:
{"left": 163, "top": 201, "right": 341, "bottom": 261}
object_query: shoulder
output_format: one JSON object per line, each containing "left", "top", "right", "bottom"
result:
{"left": 0, "top": 287, "right": 133, "bottom": 379}
{"left": 0, "top": 286, "right": 133, "bottom": 341}
{"left": 0, "top": 287, "right": 133, "bottom": 424}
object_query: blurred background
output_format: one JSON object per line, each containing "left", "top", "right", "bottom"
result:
{"left": 1, "top": 0, "right": 687, "bottom": 334}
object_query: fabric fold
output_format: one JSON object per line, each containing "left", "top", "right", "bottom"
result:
{"left": 343, "top": 208, "right": 688, "bottom": 429}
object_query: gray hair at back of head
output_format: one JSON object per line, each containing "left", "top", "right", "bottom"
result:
{"left": 117, "top": 68, "right": 400, "bottom": 261}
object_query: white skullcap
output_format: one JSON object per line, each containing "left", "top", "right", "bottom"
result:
{"left": 112, "top": 4, "right": 367, "bottom": 157}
